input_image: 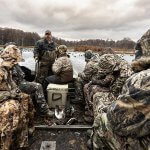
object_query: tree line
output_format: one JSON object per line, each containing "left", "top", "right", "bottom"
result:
{"left": 55, "top": 37, "right": 136, "bottom": 51}
{"left": 0, "top": 27, "right": 40, "bottom": 46}
{"left": 0, "top": 27, "right": 136, "bottom": 51}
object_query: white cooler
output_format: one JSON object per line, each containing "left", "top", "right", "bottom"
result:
{"left": 47, "top": 83, "right": 68, "bottom": 108}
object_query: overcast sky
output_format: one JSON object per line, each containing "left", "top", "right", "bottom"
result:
{"left": 0, "top": 0, "right": 149, "bottom": 41}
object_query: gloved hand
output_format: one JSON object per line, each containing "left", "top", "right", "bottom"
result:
{"left": 10, "top": 88, "right": 21, "bottom": 99}
{"left": 34, "top": 57, "right": 38, "bottom": 61}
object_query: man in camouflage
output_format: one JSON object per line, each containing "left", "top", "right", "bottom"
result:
{"left": 91, "top": 56, "right": 150, "bottom": 149}
{"left": 34, "top": 30, "right": 57, "bottom": 84}
{"left": 43, "top": 45, "right": 73, "bottom": 90}
{"left": 12, "top": 64, "right": 54, "bottom": 117}
{"left": 135, "top": 28, "right": 150, "bottom": 59}
{"left": 84, "top": 54, "right": 132, "bottom": 123}
{"left": 74, "top": 48, "right": 115, "bottom": 104}
{"left": 0, "top": 45, "right": 34, "bottom": 150}
{"left": 74, "top": 50, "right": 98, "bottom": 104}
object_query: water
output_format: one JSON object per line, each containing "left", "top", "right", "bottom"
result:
{"left": 19, "top": 51, "right": 135, "bottom": 77}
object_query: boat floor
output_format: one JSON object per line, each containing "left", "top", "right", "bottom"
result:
{"left": 28, "top": 130, "right": 88, "bottom": 150}
{"left": 28, "top": 103, "right": 91, "bottom": 150}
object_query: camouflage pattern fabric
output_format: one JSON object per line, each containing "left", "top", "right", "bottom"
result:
{"left": 84, "top": 74, "right": 115, "bottom": 116}
{"left": 0, "top": 94, "right": 34, "bottom": 150}
{"left": 0, "top": 66, "right": 18, "bottom": 92}
{"left": 97, "top": 54, "right": 132, "bottom": 78}
{"left": 0, "top": 62, "right": 34, "bottom": 149}
{"left": 131, "top": 56, "right": 150, "bottom": 73}
{"left": 84, "top": 54, "right": 132, "bottom": 117}
{"left": 0, "top": 45, "right": 22, "bottom": 63}
{"left": 34, "top": 39, "right": 56, "bottom": 84}
{"left": 92, "top": 68, "right": 150, "bottom": 150}
{"left": 139, "top": 29, "right": 150, "bottom": 56}
{"left": 56, "top": 45, "right": 67, "bottom": 56}
{"left": 75, "top": 57, "right": 99, "bottom": 101}
{"left": 19, "top": 81, "right": 49, "bottom": 113}
{"left": 93, "top": 92, "right": 116, "bottom": 118}
{"left": 98, "top": 54, "right": 132, "bottom": 96}
{"left": 52, "top": 56, "right": 73, "bottom": 83}
{"left": 12, "top": 64, "right": 50, "bottom": 114}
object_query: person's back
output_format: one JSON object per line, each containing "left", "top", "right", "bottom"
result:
{"left": 52, "top": 55, "right": 73, "bottom": 83}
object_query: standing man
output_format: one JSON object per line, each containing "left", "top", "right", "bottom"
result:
{"left": 34, "top": 30, "right": 57, "bottom": 84}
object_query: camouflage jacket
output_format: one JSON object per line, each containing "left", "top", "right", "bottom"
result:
{"left": 139, "top": 29, "right": 150, "bottom": 56}
{"left": 34, "top": 38, "right": 56, "bottom": 59}
{"left": 52, "top": 56, "right": 73, "bottom": 82}
{"left": 96, "top": 54, "right": 132, "bottom": 95}
{"left": 0, "top": 66, "right": 20, "bottom": 102}
{"left": 92, "top": 74, "right": 115, "bottom": 88}
{"left": 108, "top": 68, "right": 150, "bottom": 138}
{"left": 79, "top": 58, "right": 99, "bottom": 82}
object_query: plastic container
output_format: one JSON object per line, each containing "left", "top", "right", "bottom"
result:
{"left": 47, "top": 84, "right": 68, "bottom": 108}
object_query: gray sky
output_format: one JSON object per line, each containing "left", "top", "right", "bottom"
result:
{"left": 0, "top": 0, "right": 149, "bottom": 41}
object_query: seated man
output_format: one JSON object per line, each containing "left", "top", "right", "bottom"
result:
{"left": 73, "top": 50, "right": 98, "bottom": 104}
{"left": 43, "top": 45, "right": 73, "bottom": 89}
{"left": 12, "top": 64, "right": 54, "bottom": 117}
{"left": 4, "top": 43, "right": 54, "bottom": 117}
{"left": 0, "top": 45, "right": 34, "bottom": 150}
{"left": 74, "top": 48, "right": 115, "bottom": 104}
{"left": 84, "top": 54, "right": 132, "bottom": 123}
{"left": 91, "top": 56, "right": 150, "bottom": 150}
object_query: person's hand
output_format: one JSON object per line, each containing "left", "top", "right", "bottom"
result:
{"left": 34, "top": 56, "right": 38, "bottom": 61}
{"left": 10, "top": 88, "right": 21, "bottom": 99}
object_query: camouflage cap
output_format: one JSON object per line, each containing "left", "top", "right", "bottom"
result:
{"left": 98, "top": 54, "right": 119, "bottom": 73}
{"left": 4, "top": 42, "right": 17, "bottom": 48}
{"left": 84, "top": 50, "right": 94, "bottom": 61}
{"left": 45, "top": 30, "right": 51, "bottom": 34}
{"left": 0, "top": 45, "right": 22, "bottom": 64}
{"left": 57, "top": 45, "right": 67, "bottom": 55}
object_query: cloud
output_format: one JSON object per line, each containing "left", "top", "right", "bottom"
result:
{"left": 0, "top": 0, "right": 150, "bottom": 41}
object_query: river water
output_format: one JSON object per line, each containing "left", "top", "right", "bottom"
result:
{"left": 19, "top": 51, "right": 134, "bottom": 77}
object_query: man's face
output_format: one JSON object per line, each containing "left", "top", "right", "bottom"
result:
{"left": 45, "top": 33, "right": 52, "bottom": 41}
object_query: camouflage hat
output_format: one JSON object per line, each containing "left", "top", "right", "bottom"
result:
{"left": 57, "top": 45, "right": 67, "bottom": 55}
{"left": 84, "top": 50, "right": 94, "bottom": 61}
{"left": 4, "top": 42, "right": 17, "bottom": 48}
{"left": 0, "top": 45, "right": 22, "bottom": 64}
{"left": 98, "top": 54, "right": 119, "bottom": 73}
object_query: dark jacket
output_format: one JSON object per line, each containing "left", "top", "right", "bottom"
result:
{"left": 34, "top": 38, "right": 56, "bottom": 59}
